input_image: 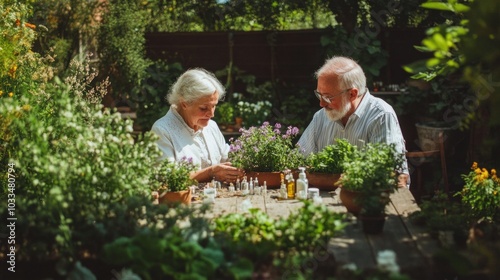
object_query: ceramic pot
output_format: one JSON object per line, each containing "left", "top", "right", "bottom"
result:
{"left": 339, "top": 188, "right": 363, "bottom": 216}
{"left": 306, "top": 172, "right": 341, "bottom": 191}
{"left": 415, "top": 123, "right": 454, "bottom": 152}
{"left": 245, "top": 171, "right": 282, "bottom": 188}
{"left": 158, "top": 189, "right": 192, "bottom": 205}
{"left": 359, "top": 214, "right": 386, "bottom": 234}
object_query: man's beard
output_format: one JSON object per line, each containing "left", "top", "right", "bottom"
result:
{"left": 325, "top": 95, "right": 351, "bottom": 121}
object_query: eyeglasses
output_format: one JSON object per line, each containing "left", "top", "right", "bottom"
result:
{"left": 314, "top": 88, "right": 351, "bottom": 104}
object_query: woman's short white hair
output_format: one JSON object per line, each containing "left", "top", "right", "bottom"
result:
{"left": 315, "top": 56, "right": 367, "bottom": 97}
{"left": 166, "top": 68, "right": 226, "bottom": 105}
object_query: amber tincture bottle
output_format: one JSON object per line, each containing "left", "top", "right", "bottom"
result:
{"left": 286, "top": 170, "right": 295, "bottom": 199}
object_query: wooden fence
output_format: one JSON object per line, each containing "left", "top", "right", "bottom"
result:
{"left": 145, "top": 28, "right": 426, "bottom": 91}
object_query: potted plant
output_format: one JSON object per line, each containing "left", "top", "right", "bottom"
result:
{"left": 305, "top": 139, "right": 356, "bottom": 190}
{"left": 150, "top": 157, "right": 198, "bottom": 205}
{"left": 214, "top": 102, "right": 235, "bottom": 131}
{"left": 228, "top": 122, "right": 305, "bottom": 187}
{"left": 337, "top": 142, "right": 405, "bottom": 234}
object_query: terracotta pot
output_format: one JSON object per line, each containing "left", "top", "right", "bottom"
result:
{"left": 339, "top": 188, "right": 363, "bottom": 216}
{"left": 245, "top": 171, "right": 282, "bottom": 188}
{"left": 359, "top": 214, "right": 386, "bottom": 234}
{"left": 306, "top": 172, "right": 341, "bottom": 191}
{"left": 158, "top": 189, "right": 192, "bottom": 205}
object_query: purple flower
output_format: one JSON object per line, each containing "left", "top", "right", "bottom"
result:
{"left": 274, "top": 123, "right": 281, "bottom": 129}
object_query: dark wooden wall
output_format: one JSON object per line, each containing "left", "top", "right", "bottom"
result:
{"left": 145, "top": 29, "right": 324, "bottom": 88}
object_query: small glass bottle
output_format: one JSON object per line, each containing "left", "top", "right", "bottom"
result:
{"left": 235, "top": 178, "right": 241, "bottom": 191}
{"left": 286, "top": 170, "right": 296, "bottom": 199}
{"left": 242, "top": 176, "right": 249, "bottom": 195}
{"left": 279, "top": 172, "right": 287, "bottom": 200}
{"left": 249, "top": 177, "right": 254, "bottom": 195}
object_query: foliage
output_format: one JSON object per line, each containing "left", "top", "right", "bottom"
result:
{"left": 456, "top": 162, "right": 500, "bottom": 220}
{"left": 403, "top": 0, "right": 500, "bottom": 132}
{"left": 228, "top": 122, "right": 305, "bottom": 172}
{"left": 306, "top": 139, "right": 356, "bottom": 174}
{"left": 213, "top": 200, "right": 347, "bottom": 278}
{"left": 99, "top": 196, "right": 254, "bottom": 280}
{"left": 98, "top": 0, "right": 152, "bottom": 99}
{"left": 131, "top": 60, "right": 184, "bottom": 130}
{"left": 1, "top": 2, "right": 162, "bottom": 263}
{"left": 339, "top": 142, "right": 405, "bottom": 215}
{"left": 214, "top": 101, "right": 235, "bottom": 126}
{"left": 30, "top": 0, "right": 105, "bottom": 72}
{"left": 409, "top": 191, "right": 471, "bottom": 239}
{"left": 150, "top": 158, "right": 198, "bottom": 192}
{"left": 403, "top": 0, "right": 470, "bottom": 82}
{"left": 392, "top": 76, "right": 474, "bottom": 128}
{"left": 320, "top": 25, "right": 388, "bottom": 84}
{"left": 339, "top": 142, "right": 404, "bottom": 192}
{"left": 235, "top": 100, "right": 273, "bottom": 128}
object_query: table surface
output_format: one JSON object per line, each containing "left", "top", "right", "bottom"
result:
{"left": 194, "top": 186, "right": 439, "bottom": 279}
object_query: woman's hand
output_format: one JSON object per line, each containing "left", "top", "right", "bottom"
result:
{"left": 211, "top": 162, "right": 245, "bottom": 183}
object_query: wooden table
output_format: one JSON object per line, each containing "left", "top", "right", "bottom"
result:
{"left": 196, "top": 186, "right": 439, "bottom": 279}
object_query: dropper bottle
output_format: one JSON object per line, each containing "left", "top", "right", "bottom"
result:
{"left": 295, "top": 167, "right": 308, "bottom": 199}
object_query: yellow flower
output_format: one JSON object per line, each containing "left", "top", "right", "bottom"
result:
{"left": 8, "top": 92, "right": 13, "bottom": 97}
{"left": 471, "top": 162, "right": 478, "bottom": 170}
{"left": 0, "top": 90, "right": 3, "bottom": 96}
{"left": 492, "top": 169, "right": 497, "bottom": 176}
{"left": 22, "top": 104, "right": 31, "bottom": 111}
{"left": 481, "top": 168, "right": 489, "bottom": 180}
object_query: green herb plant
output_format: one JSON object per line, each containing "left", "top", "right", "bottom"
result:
{"left": 339, "top": 142, "right": 405, "bottom": 216}
{"left": 306, "top": 139, "right": 356, "bottom": 174}
{"left": 150, "top": 158, "right": 198, "bottom": 192}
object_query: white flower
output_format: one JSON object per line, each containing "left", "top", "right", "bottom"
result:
{"left": 240, "top": 198, "right": 253, "bottom": 212}
{"left": 376, "top": 250, "right": 400, "bottom": 273}
{"left": 342, "top": 263, "right": 358, "bottom": 271}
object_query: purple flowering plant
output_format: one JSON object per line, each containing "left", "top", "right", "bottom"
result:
{"left": 228, "top": 122, "right": 305, "bottom": 172}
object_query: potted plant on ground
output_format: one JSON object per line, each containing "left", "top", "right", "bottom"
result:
{"left": 337, "top": 142, "right": 405, "bottom": 234}
{"left": 305, "top": 139, "right": 356, "bottom": 191}
{"left": 228, "top": 122, "right": 305, "bottom": 188}
{"left": 150, "top": 157, "right": 198, "bottom": 205}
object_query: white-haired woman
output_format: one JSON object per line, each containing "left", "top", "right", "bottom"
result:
{"left": 152, "top": 68, "right": 244, "bottom": 183}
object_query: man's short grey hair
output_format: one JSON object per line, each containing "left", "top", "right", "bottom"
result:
{"left": 167, "top": 68, "right": 226, "bottom": 105}
{"left": 315, "top": 56, "right": 367, "bottom": 97}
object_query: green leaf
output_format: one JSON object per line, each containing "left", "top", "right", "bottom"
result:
{"left": 421, "top": 2, "right": 454, "bottom": 11}
{"left": 454, "top": 3, "right": 471, "bottom": 13}
{"left": 414, "top": 45, "right": 432, "bottom": 52}
{"left": 227, "top": 258, "right": 254, "bottom": 279}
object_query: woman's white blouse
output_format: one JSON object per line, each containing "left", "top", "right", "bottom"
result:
{"left": 151, "top": 107, "right": 229, "bottom": 170}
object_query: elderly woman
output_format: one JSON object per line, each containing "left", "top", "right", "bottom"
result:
{"left": 152, "top": 68, "right": 244, "bottom": 183}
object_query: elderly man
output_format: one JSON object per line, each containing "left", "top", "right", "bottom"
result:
{"left": 297, "top": 56, "right": 409, "bottom": 187}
